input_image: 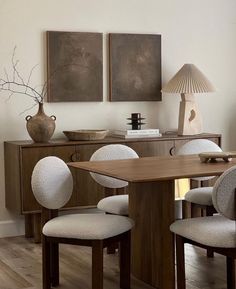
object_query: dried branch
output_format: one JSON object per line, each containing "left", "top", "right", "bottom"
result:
{"left": 41, "top": 62, "right": 89, "bottom": 99}
{"left": 11, "top": 46, "right": 25, "bottom": 84}
{"left": 0, "top": 47, "right": 43, "bottom": 104}
{"left": 0, "top": 80, "right": 42, "bottom": 102}
{"left": 0, "top": 46, "right": 89, "bottom": 108}
{"left": 26, "top": 63, "right": 39, "bottom": 92}
{"left": 19, "top": 102, "right": 38, "bottom": 115}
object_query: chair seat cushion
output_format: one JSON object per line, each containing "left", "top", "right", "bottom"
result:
{"left": 43, "top": 213, "right": 134, "bottom": 240}
{"left": 185, "top": 187, "right": 213, "bottom": 206}
{"left": 97, "top": 195, "right": 128, "bottom": 215}
{"left": 170, "top": 215, "right": 236, "bottom": 248}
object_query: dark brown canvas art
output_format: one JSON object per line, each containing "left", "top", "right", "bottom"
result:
{"left": 47, "top": 31, "right": 103, "bottom": 102}
{"left": 109, "top": 33, "right": 161, "bottom": 102}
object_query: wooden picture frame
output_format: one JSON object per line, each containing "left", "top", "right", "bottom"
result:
{"left": 47, "top": 31, "right": 103, "bottom": 102}
{"left": 109, "top": 33, "right": 162, "bottom": 102}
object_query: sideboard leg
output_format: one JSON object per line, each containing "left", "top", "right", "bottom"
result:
{"left": 33, "top": 213, "right": 42, "bottom": 243}
{"left": 25, "top": 214, "right": 34, "bottom": 238}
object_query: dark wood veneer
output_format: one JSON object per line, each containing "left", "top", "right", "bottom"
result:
{"left": 4, "top": 133, "right": 221, "bottom": 243}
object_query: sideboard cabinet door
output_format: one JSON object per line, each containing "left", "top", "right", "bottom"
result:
{"left": 73, "top": 144, "right": 107, "bottom": 206}
{"left": 128, "top": 140, "right": 174, "bottom": 157}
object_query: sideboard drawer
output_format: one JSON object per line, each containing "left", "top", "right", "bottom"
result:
{"left": 128, "top": 140, "right": 174, "bottom": 157}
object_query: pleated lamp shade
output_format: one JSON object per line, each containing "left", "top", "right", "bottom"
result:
{"left": 162, "top": 64, "right": 215, "bottom": 94}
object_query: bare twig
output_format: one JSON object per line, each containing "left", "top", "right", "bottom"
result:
{"left": 19, "top": 102, "right": 38, "bottom": 115}
{"left": 0, "top": 46, "right": 89, "bottom": 108}
{"left": 11, "top": 46, "right": 25, "bottom": 84}
{"left": 5, "top": 91, "right": 14, "bottom": 102}
{"left": 4, "top": 68, "right": 10, "bottom": 84}
{"left": 0, "top": 81, "right": 42, "bottom": 101}
{"left": 42, "top": 62, "right": 89, "bottom": 99}
{"left": 26, "top": 63, "right": 39, "bottom": 94}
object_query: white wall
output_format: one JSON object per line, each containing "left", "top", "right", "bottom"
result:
{"left": 0, "top": 0, "right": 236, "bottom": 235}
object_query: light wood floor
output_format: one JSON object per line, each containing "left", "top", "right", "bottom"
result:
{"left": 0, "top": 236, "right": 227, "bottom": 289}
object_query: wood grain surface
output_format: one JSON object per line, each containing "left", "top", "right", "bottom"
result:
{"left": 68, "top": 154, "right": 236, "bottom": 182}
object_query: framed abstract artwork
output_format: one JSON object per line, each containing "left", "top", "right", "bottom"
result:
{"left": 109, "top": 33, "right": 161, "bottom": 102}
{"left": 47, "top": 31, "right": 103, "bottom": 102}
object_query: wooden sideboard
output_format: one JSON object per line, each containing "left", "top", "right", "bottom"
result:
{"left": 4, "top": 133, "right": 221, "bottom": 241}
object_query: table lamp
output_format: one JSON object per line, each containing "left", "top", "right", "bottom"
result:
{"left": 162, "top": 64, "right": 215, "bottom": 135}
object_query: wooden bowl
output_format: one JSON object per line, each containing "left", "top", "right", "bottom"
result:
{"left": 63, "top": 130, "right": 109, "bottom": 141}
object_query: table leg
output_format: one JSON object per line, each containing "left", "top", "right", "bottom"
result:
{"left": 129, "top": 180, "right": 175, "bottom": 289}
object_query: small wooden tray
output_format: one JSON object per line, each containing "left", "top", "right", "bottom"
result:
{"left": 199, "top": 151, "right": 236, "bottom": 163}
{"left": 63, "top": 130, "right": 109, "bottom": 141}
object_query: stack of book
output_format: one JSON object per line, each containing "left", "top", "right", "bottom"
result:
{"left": 111, "top": 129, "right": 162, "bottom": 139}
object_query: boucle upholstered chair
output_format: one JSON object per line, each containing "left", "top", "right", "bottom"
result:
{"left": 90, "top": 144, "right": 139, "bottom": 216}
{"left": 177, "top": 139, "right": 222, "bottom": 218}
{"left": 177, "top": 139, "right": 222, "bottom": 257}
{"left": 92, "top": 144, "right": 183, "bottom": 222}
{"left": 31, "top": 156, "right": 134, "bottom": 289}
{"left": 170, "top": 165, "right": 236, "bottom": 289}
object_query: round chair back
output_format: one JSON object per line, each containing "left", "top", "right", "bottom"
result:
{"left": 212, "top": 165, "right": 236, "bottom": 220}
{"left": 31, "top": 156, "right": 73, "bottom": 209}
{"left": 177, "top": 139, "right": 222, "bottom": 181}
{"left": 90, "top": 144, "right": 139, "bottom": 188}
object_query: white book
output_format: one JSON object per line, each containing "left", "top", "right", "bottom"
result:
{"left": 111, "top": 133, "right": 162, "bottom": 139}
{"left": 113, "top": 129, "right": 160, "bottom": 136}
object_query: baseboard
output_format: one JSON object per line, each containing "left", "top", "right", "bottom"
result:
{"left": 0, "top": 219, "right": 24, "bottom": 238}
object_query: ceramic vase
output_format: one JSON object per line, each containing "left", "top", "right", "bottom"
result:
{"left": 25, "top": 102, "right": 56, "bottom": 143}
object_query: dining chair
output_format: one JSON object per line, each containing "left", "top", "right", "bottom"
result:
{"left": 92, "top": 144, "right": 184, "bottom": 222}
{"left": 170, "top": 164, "right": 236, "bottom": 289}
{"left": 90, "top": 144, "right": 139, "bottom": 216}
{"left": 177, "top": 139, "right": 222, "bottom": 257}
{"left": 31, "top": 156, "right": 134, "bottom": 289}
{"left": 90, "top": 144, "right": 138, "bottom": 254}
{"left": 177, "top": 139, "right": 222, "bottom": 218}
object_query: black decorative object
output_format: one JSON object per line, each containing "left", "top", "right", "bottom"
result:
{"left": 127, "top": 113, "right": 145, "bottom": 130}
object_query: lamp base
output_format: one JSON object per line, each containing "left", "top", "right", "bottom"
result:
{"left": 178, "top": 93, "right": 202, "bottom": 135}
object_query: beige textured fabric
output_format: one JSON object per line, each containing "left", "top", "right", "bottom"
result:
{"left": 97, "top": 195, "right": 129, "bottom": 215}
{"left": 31, "top": 157, "right": 73, "bottom": 209}
{"left": 161, "top": 64, "right": 215, "bottom": 94}
{"left": 170, "top": 215, "right": 236, "bottom": 248}
{"left": 43, "top": 213, "right": 134, "bottom": 240}
{"left": 90, "top": 144, "right": 138, "bottom": 189}
{"left": 212, "top": 165, "right": 236, "bottom": 220}
{"left": 185, "top": 187, "right": 213, "bottom": 206}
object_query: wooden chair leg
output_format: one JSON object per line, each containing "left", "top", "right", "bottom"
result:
{"left": 176, "top": 235, "right": 186, "bottom": 289}
{"left": 42, "top": 235, "right": 51, "bottom": 289}
{"left": 206, "top": 249, "right": 214, "bottom": 258}
{"left": 51, "top": 243, "right": 59, "bottom": 287}
{"left": 206, "top": 205, "right": 216, "bottom": 217}
{"left": 92, "top": 241, "right": 103, "bottom": 289}
{"left": 107, "top": 243, "right": 117, "bottom": 254}
{"left": 120, "top": 231, "right": 131, "bottom": 289}
{"left": 182, "top": 200, "right": 191, "bottom": 219}
{"left": 33, "top": 213, "right": 42, "bottom": 243}
{"left": 25, "top": 214, "right": 34, "bottom": 238}
{"left": 226, "top": 257, "right": 235, "bottom": 289}
{"left": 191, "top": 204, "right": 201, "bottom": 218}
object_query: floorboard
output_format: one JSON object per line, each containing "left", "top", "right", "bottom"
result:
{"left": 0, "top": 236, "right": 227, "bottom": 289}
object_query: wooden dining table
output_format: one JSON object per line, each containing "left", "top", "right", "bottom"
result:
{"left": 68, "top": 154, "right": 236, "bottom": 289}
